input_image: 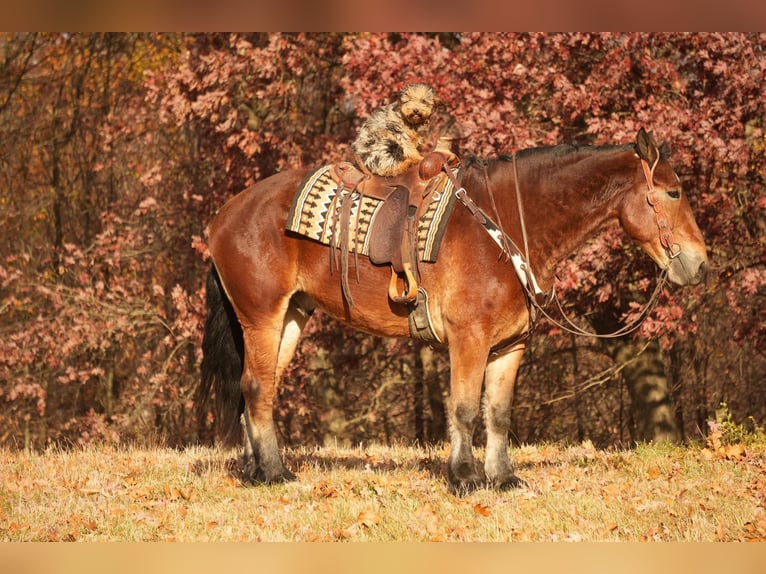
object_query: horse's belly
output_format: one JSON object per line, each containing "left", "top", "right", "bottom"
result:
{"left": 294, "top": 239, "right": 412, "bottom": 338}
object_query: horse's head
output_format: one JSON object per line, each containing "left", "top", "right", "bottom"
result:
{"left": 619, "top": 129, "right": 709, "bottom": 286}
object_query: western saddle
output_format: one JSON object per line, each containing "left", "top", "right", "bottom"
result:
{"left": 329, "top": 151, "right": 456, "bottom": 307}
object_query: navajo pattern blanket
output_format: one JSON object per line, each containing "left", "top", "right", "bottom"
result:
{"left": 285, "top": 164, "right": 459, "bottom": 263}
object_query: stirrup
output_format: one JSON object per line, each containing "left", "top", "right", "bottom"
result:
{"left": 388, "top": 265, "right": 418, "bottom": 304}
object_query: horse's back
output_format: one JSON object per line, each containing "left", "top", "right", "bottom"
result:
{"left": 210, "top": 169, "right": 308, "bottom": 251}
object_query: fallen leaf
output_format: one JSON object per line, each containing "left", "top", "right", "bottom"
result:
{"left": 357, "top": 510, "right": 381, "bottom": 528}
{"left": 313, "top": 481, "right": 339, "bottom": 498}
{"left": 336, "top": 526, "right": 355, "bottom": 539}
{"left": 717, "top": 519, "right": 727, "bottom": 541}
{"left": 473, "top": 503, "right": 491, "bottom": 517}
{"left": 512, "top": 528, "right": 532, "bottom": 541}
{"left": 722, "top": 443, "right": 746, "bottom": 461}
{"left": 415, "top": 505, "right": 440, "bottom": 535}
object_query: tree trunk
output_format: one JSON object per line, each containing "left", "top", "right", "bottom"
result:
{"left": 419, "top": 345, "right": 447, "bottom": 443}
{"left": 310, "top": 348, "right": 349, "bottom": 446}
{"left": 613, "top": 340, "right": 680, "bottom": 444}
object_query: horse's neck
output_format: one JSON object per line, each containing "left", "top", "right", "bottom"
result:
{"left": 515, "top": 150, "right": 632, "bottom": 284}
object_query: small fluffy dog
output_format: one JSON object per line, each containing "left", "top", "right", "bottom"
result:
{"left": 352, "top": 83, "right": 437, "bottom": 178}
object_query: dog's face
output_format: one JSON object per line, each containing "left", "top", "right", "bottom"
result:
{"left": 397, "top": 83, "right": 435, "bottom": 127}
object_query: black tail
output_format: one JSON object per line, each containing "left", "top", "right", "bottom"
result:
{"left": 196, "top": 265, "right": 245, "bottom": 446}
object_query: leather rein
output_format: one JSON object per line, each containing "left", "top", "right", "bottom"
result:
{"left": 443, "top": 152, "right": 676, "bottom": 340}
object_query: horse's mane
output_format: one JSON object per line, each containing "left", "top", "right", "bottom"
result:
{"left": 460, "top": 141, "right": 649, "bottom": 207}
{"left": 462, "top": 142, "right": 638, "bottom": 171}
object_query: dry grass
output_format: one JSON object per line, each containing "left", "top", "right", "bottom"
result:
{"left": 1, "top": 440, "right": 765, "bottom": 542}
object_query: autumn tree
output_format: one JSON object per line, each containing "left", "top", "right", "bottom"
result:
{"left": 0, "top": 33, "right": 206, "bottom": 448}
{"left": 1, "top": 33, "right": 763, "bottom": 451}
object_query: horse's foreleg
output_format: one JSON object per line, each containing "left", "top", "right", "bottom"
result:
{"left": 483, "top": 344, "right": 526, "bottom": 489}
{"left": 446, "top": 338, "right": 490, "bottom": 494}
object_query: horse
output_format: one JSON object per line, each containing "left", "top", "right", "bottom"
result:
{"left": 199, "top": 128, "right": 708, "bottom": 493}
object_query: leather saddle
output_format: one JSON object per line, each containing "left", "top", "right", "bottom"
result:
{"left": 329, "top": 152, "right": 454, "bottom": 305}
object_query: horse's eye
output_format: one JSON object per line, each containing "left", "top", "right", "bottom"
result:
{"left": 667, "top": 190, "right": 681, "bottom": 200}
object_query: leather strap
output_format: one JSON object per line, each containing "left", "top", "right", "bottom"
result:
{"left": 442, "top": 164, "right": 550, "bottom": 307}
{"left": 408, "top": 287, "right": 442, "bottom": 344}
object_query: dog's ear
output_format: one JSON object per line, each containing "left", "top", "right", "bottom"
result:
{"left": 395, "top": 84, "right": 411, "bottom": 100}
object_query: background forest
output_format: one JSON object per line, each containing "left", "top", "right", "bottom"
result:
{"left": 1, "top": 33, "right": 764, "bottom": 452}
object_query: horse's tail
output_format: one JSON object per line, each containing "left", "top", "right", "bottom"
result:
{"left": 196, "top": 265, "right": 244, "bottom": 446}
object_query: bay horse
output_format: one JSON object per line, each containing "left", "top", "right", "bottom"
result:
{"left": 200, "top": 129, "right": 708, "bottom": 493}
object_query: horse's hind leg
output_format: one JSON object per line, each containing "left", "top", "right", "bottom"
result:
{"left": 239, "top": 323, "right": 292, "bottom": 483}
{"left": 276, "top": 296, "right": 313, "bottom": 381}
{"left": 239, "top": 298, "right": 310, "bottom": 484}
{"left": 483, "top": 344, "right": 526, "bottom": 489}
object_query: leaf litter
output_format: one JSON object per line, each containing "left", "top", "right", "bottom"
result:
{"left": 0, "top": 440, "right": 764, "bottom": 541}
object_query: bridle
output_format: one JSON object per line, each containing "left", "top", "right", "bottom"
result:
{"left": 444, "top": 149, "right": 679, "bottom": 340}
{"left": 641, "top": 155, "right": 682, "bottom": 260}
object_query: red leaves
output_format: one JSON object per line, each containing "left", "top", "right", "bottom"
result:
{"left": 336, "top": 511, "right": 382, "bottom": 539}
{"left": 1, "top": 32, "right": 764, "bottom": 453}
{"left": 355, "top": 510, "right": 381, "bottom": 528}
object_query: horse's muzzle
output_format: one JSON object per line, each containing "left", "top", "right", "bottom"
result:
{"left": 668, "top": 251, "right": 708, "bottom": 286}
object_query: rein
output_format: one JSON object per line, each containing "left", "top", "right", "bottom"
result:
{"left": 444, "top": 151, "right": 675, "bottom": 340}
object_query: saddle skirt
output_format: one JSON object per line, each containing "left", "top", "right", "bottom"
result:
{"left": 286, "top": 162, "right": 460, "bottom": 264}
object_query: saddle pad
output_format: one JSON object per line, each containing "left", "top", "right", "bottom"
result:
{"left": 286, "top": 164, "right": 459, "bottom": 263}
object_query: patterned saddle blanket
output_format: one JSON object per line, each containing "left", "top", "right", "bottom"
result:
{"left": 285, "top": 163, "right": 459, "bottom": 263}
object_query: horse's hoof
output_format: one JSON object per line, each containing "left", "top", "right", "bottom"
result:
{"left": 267, "top": 468, "right": 297, "bottom": 484}
{"left": 447, "top": 461, "right": 486, "bottom": 495}
{"left": 490, "top": 473, "right": 527, "bottom": 490}
{"left": 451, "top": 480, "right": 483, "bottom": 496}
{"left": 249, "top": 467, "right": 297, "bottom": 485}
{"left": 240, "top": 457, "right": 264, "bottom": 484}
{"left": 239, "top": 450, "right": 296, "bottom": 485}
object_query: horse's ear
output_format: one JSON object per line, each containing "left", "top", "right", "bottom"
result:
{"left": 636, "top": 128, "right": 660, "bottom": 166}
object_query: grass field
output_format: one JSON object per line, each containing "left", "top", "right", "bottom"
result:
{"left": 2, "top": 435, "right": 765, "bottom": 542}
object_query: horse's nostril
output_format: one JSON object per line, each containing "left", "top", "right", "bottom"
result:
{"left": 698, "top": 259, "right": 709, "bottom": 278}
{"left": 693, "top": 259, "right": 709, "bottom": 285}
